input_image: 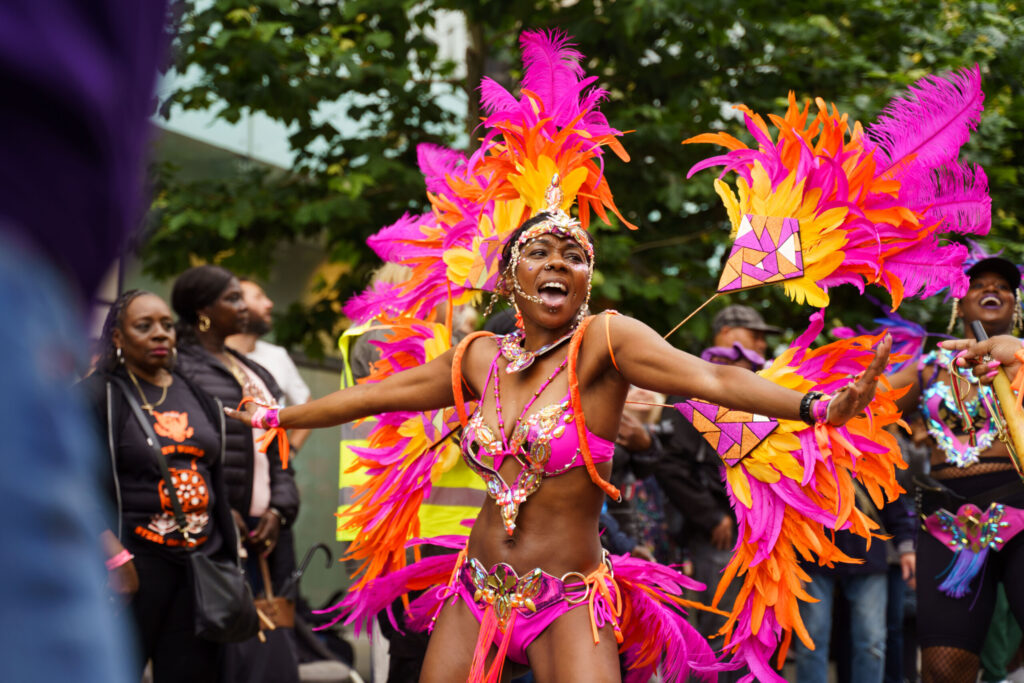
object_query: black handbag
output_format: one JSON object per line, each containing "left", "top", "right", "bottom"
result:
{"left": 113, "top": 377, "right": 260, "bottom": 643}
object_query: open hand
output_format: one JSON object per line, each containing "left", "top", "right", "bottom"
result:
{"left": 825, "top": 334, "right": 892, "bottom": 425}
{"left": 225, "top": 402, "right": 260, "bottom": 426}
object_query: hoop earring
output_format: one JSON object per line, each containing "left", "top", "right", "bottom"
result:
{"left": 1014, "top": 290, "right": 1022, "bottom": 335}
{"left": 116, "top": 347, "right": 124, "bottom": 364}
{"left": 170, "top": 347, "right": 178, "bottom": 368}
{"left": 198, "top": 314, "right": 211, "bottom": 332}
{"left": 946, "top": 299, "right": 960, "bottom": 335}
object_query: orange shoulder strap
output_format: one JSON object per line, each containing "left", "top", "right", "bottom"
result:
{"left": 451, "top": 331, "right": 494, "bottom": 427}
{"left": 567, "top": 313, "right": 622, "bottom": 501}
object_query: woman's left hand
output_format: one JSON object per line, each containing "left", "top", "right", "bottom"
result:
{"left": 248, "top": 510, "right": 281, "bottom": 557}
{"left": 824, "top": 334, "right": 892, "bottom": 425}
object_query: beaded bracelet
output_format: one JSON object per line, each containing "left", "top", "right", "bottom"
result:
{"left": 799, "top": 391, "right": 824, "bottom": 425}
{"left": 105, "top": 549, "right": 134, "bottom": 571}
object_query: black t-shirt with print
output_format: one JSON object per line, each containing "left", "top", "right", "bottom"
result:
{"left": 117, "top": 376, "right": 222, "bottom": 557}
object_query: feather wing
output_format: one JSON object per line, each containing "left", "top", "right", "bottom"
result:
{"left": 675, "top": 312, "right": 908, "bottom": 680}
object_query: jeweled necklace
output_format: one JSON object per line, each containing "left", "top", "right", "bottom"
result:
{"left": 126, "top": 367, "right": 170, "bottom": 414}
{"left": 923, "top": 347, "right": 997, "bottom": 468}
{"left": 499, "top": 328, "right": 576, "bottom": 373}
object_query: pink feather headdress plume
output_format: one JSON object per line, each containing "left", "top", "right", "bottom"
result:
{"left": 684, "top": 65, "right": 989, "bottom": 310}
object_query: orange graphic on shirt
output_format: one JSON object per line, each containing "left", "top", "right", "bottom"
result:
{"left": 158, "top": 463, "right": 210, "bottom": 514}
{"left": 146, "top": 461, "right": 211, "bottom": 540}
{"left": 152, "top": 410, "right": 193, "bottom": 443}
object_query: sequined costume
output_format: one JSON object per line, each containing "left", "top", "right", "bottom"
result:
{"left": 323, "top": 321, "right": 720, "bottom": 683}
{"left": 915, "top": 345, "right": 1024, "bottom": 653}
{"left": 460, "top": 341, "right": 615, "bottom": 535}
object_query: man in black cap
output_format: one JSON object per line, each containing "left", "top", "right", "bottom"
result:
{"left": 711, "top": 304, "right": 782, "bottom": 360}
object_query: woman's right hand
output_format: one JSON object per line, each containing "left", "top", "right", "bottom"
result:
{"left": 225, "top": 402, "right": 260, "bottom": 426}
{"left": 941, "top": 335, "right": 1023, "bottom": 384}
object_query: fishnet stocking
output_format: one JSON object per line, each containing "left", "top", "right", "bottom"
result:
{"left": 932, "top": 460, "right": 1017, "bottom": 479}
{"left": 921, "top": 646, "right": 979, "bottom": 683}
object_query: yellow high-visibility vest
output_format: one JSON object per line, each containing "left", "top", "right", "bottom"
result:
{"left": 336, "top": 323, "right": 484, "bottom": 541}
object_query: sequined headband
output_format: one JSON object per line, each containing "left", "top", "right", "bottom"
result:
{"left": 514, "top": 213, "right": 594, "bottom": 264}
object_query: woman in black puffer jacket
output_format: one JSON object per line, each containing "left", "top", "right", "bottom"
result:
{"left": 171, "top": 265, "right": 300, "bottom": 683}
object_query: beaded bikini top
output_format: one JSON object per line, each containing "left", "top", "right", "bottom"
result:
{"left": 459, "top": 344, "right": 615, "bottom": 535}
{"left": 919, "top": 348, "right": 998, "bottom": 469}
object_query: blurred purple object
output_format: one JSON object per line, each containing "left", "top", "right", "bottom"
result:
{"left": 0, "top": 0, "right": 168, "bottom": 298}
{"left": 700, "top": 342, "right": 766, "bottom": 369}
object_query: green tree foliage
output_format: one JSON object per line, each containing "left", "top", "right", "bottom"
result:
{"left": 149, "top": 0, "right": 1024, "bottom": 355}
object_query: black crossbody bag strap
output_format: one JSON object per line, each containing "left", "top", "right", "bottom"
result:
{"left": 110, "top": 377, "right": 191, "bottom": 543}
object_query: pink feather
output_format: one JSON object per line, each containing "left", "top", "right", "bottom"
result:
{"left": 865, "top": 64, "right": 984, "bottom": 179}
{"left": 478, "top": 76, "right": 519, "bottom": 116}
{"left": 519, "top": 29, "right": 586, "bottom": 126}
{"left": 898, "top": 160, "right": 991, "bottom": 235}
{"left": 882, "top": 237, "right": 970, "bottom": 299}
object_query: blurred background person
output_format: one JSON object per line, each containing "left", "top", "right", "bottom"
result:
{"left": 792, "top": 484, "right": 915, "bottom": 683}
{"left": 606, "top": 385, "right": 669, "bottom": 563}
{"left": 711, "top": 304, "right": 781, "bottom": 361}
{"left": 172, "top": 264, "right": 301, "bottom": 683}
{"left": 655, "top": 338, "right": 771, "bottom": 681}
{"left": 0, "top": 2, "right": 167, "bottom": 681}
{"left": 227, "top": 278, "right": 312, "bottom": 453}
{"left": 80, "top": 290, "right": 238, "bottom": 683}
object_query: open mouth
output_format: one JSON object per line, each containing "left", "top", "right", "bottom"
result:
{"left": 979, "top": 294, "right": 1003, "bottom": 309}
{"left": 537, "top": 281, "right": 569, "bottom": 308}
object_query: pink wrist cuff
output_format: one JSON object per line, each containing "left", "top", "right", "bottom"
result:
{"left": 265, "top": 408, "right": 280, "bottom": 429}
{"left": 812, "top": 396, "right": 832, "bottom": 424}
{"left": 106, "top": 549, "right": 134, "bottom": 571}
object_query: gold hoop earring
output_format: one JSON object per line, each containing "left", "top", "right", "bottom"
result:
{"left": 946, "top": 299, "right": 960, "bottom": 336}
{"left": 1014, "top": 290, "right": 1022, "bottom": 335}
{"left": 170, "top": 347, "right": 178, "bottom": 367}
{"left": 198, "top": 314, "right": 211, "bottom": 332}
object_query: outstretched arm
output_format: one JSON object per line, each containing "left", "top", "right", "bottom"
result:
{"left": 606, "top": 314, "right": 890, "bottom": 425}
{"left": 227, "top": 347, "right": 457, "bottom": 428}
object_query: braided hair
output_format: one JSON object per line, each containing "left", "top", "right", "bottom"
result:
{"left": 96, "top": 289, "right": 150, "bottom": 374}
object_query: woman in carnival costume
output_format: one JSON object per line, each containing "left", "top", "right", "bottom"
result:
{"left": 229, "top": 207, "right": 889, "bottom": 682}
{"left": 232, "top": 30, "right": 991, "bottom": 682}
{"left": 887, "top": 249, "right": 1024, "bottom": 683}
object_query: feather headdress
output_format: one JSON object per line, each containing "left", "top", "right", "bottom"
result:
{"left": 685, "top": 66, "right": 989, "bottom": 310}
{"left": 344, "top": 29, "right": 634, "bottom": 324}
